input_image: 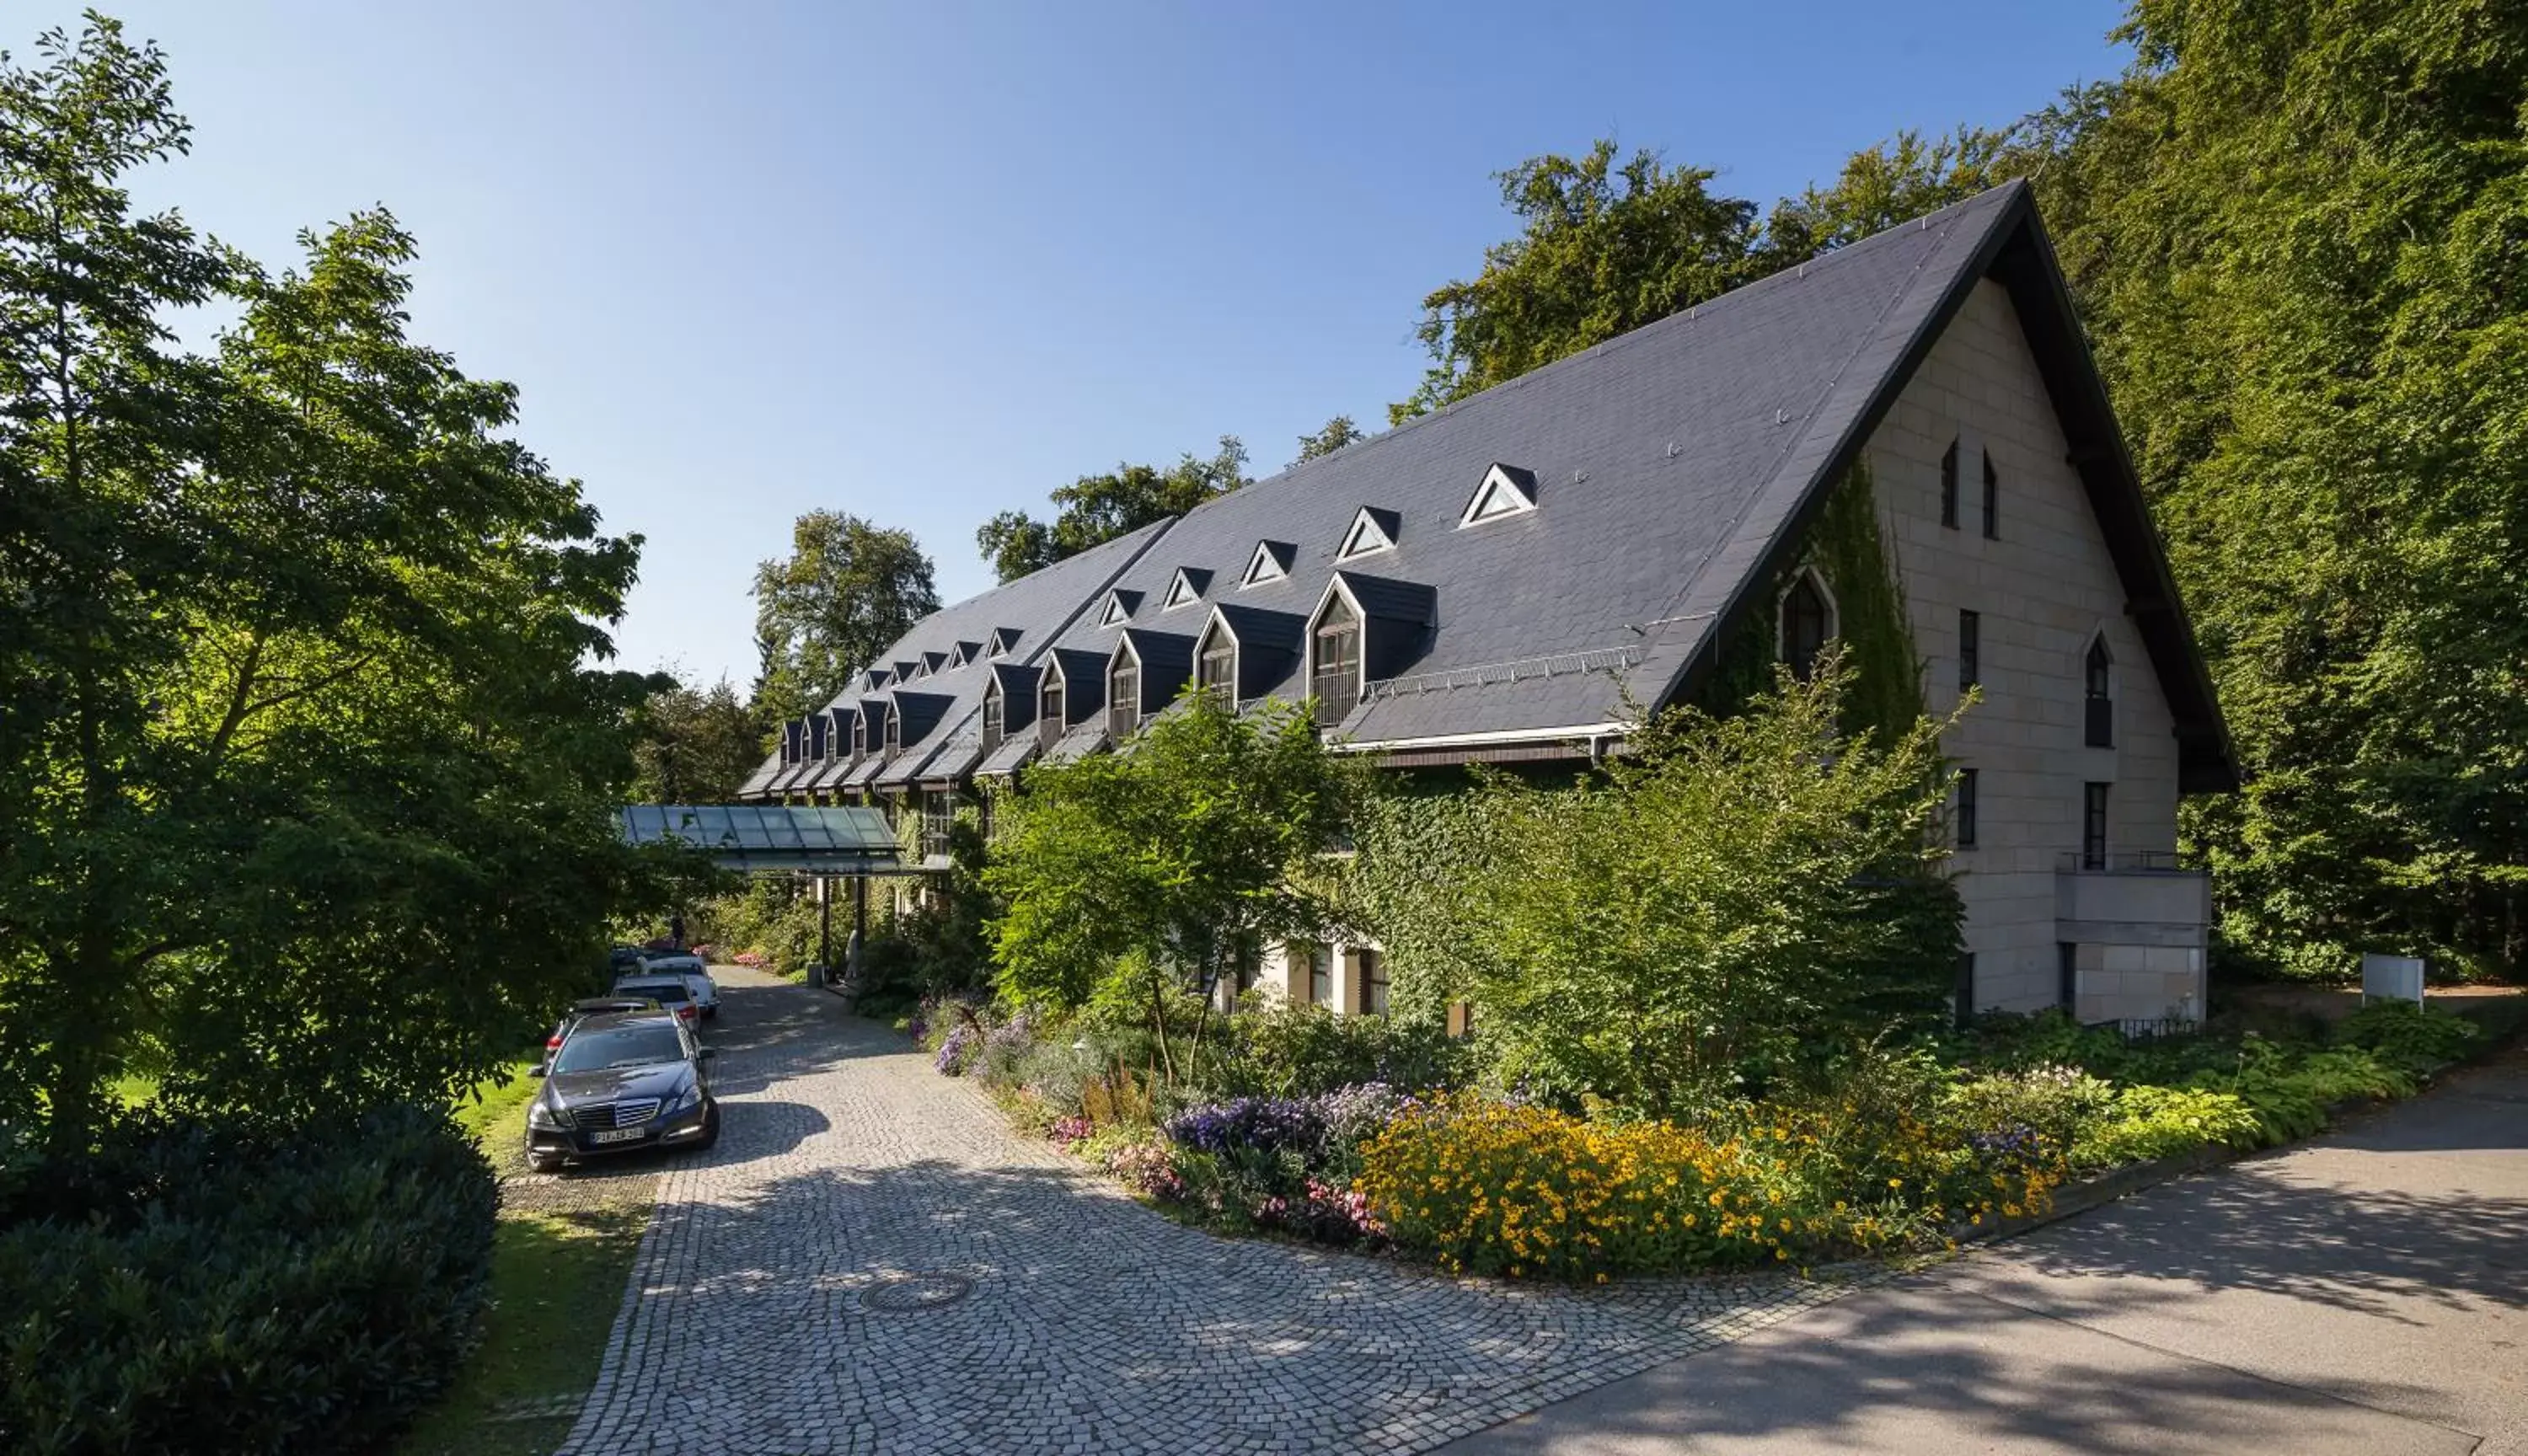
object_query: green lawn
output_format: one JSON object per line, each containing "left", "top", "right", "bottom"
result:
{"left": 396, "top": 1063, "right": 653, "bottom": 1456}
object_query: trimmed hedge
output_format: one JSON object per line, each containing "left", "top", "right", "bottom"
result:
{"left": 0, "top": 1104, "right": 498, "bottom": 1455}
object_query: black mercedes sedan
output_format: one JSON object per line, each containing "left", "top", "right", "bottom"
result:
{"left": 526, "top": 1009, "right": 717, "bottom": 1172}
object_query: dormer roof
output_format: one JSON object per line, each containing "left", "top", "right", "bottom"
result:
{"left": 1338, "top": 506, "right": 1401, "bottom": 560}
{"left": 1242, "top": 539, "right": 1295, "bottom": 587}
{"left": 1161, "top": 566, "right": 1212, "bottom": 610}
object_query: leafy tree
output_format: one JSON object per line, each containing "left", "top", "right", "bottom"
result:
{"left": 1759, "top": 125, "right": 2032, "bottom": 260}
{"left": 1356, "top": 653, "right": 1962, "bottom": 1116}
{"left": 985, "top": 687, "right": 1358, "bottom": 1079}
{"left": 0, "top": 17, "right": 665, "bottom": 1147}
{"left": 1392, "top": 142, "right": 1767, "bottom": 423}
{"left": 977, "top": 436, "right": 1250, "bottom": 582}
{"left": 752, "top": 510, "right": 938, "bottom": 727}
{"left": 632, "top": 677, "right": 763, "bottom": 802}
{"left": 1292, "top": 415, "right": 1366, "bottom": 464}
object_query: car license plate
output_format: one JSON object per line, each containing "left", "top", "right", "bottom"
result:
{"left": 589, "top": 1127, "right": 646, "bottom": 1146}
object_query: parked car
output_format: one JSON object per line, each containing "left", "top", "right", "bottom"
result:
{"left": 526, "top": 1009, "right": 717, "bottom": 1172}
{"left": 639, "top": 951, "right": 720, "bottom": 1020}
{"left": 606, "top": 945, "right": 647, "bottom": 977}
{"left": 611, "top": 973, "right": 699, "bottom": 1025}
{"left": 542, "top": 995, "right": 661, "bottom": 1070}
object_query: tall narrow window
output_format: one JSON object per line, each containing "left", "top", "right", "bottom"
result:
{"left": 1958, "top": 609, "right": 1980, "bottom": 691}
{"left": 851, "top": 716, "right": 866, "bottom": 761}
{"left": 2058, "top": 941, "right": 2078, "bottom": 1009}
{"left": 1313, "top": 596, "right": 1361, "bottom": 725}
{"left": 1197, "top": 631, "right": 1235, "bottom": 704}
{"left": 2084, "top": 636, "right": 2114, "bottom": 747}
{"left": 1038, "top": 676, "right": 1065, "bottom": 750}
{"left": 1108, "top": 657, "right": 1140, "bottom": 739}
{"left": 2083, "top": 782, "right": 2110, "bottom": 870}
{"left": 1305, "top": 945, "right": 1331, "bottom": 1006}
{"left": 980, "top": 689, "right": 1004, "bottom": 755}
{"left": 1358, "top": 949, "right": 1389, "bottom": 1017}
{"left": 1940, "top": 440, "right": 1960, "bottom": 528}
{"left": 1982, "top": 450, "right": 2000, "bottom": 539}
{"left": 1956, "top": 767, "right": 1979, "bottom": 849}
{"left": 1954, "top": 952, "right": 1976, "bottom": 1028}
{"left": 1781, "top": 573, "right": 1830, "bottom": 679}
{"left": 882, "top": 709, "right": 900, "bottom": 761}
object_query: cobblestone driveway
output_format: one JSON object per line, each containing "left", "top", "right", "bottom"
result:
{"left": 555, "top": 975, "right": 1877, "bottom": 1456}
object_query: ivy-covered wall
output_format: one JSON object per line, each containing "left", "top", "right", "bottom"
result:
{"left": 1695, "top": 462, "right": 1925, "bottom": 741}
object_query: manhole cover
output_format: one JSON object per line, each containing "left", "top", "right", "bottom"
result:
{"left": 861, "top": 1273, "right": 974, "bottom": 1312}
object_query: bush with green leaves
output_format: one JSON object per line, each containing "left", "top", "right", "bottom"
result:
{"left": 1349, "top": 652, "right": 1963, "bottom": 1116}
{"left": 2073, "top": 1084, "right": 2263, "bottom": 1169}
{"left": 1210, "top": 1000, "right": 1470, "bottom": 1099}
{"left": 0, "top": 1104, "right": 496, "bottom": 1455}
{"left": 2331, "top": 1001, "right": 2481, "bottom": 1078}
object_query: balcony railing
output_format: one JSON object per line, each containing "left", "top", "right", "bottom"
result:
{"left": 2058, "top": 850, "right": 2189, "bottom": 874}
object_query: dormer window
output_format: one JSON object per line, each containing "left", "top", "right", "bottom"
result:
{"left": 882, "top": 706, "right": 902, "bottom": 760}
{"left": 851, "top": 713, "right": 867, "bottom": 760}
{"left": 1339, "top": 506, "right": 1398, "bottom": 560}
{"left": 1108, "top": 650, "right": 1141, "bottom": 739}
{"left": 988, "top": 627, "right": 1020, "bottom": 657}
{"left": 1780, "top": 569, "right": 1834, "bottom": 680}
{"left": 1458, "top": 463, "right": 1539, "bottom": 527}
{"left": 1243, "top": 540, "right": 1293, "bottom": 587}
{"left": 1196, "top": 621, "right": 1235, "bottom": 704}
{"left": 1311, "top": 594, "right": 1361, "bottom": 724}
{"left": 1162, "top": 567, "right": 1209, "bottom": 610}
{"left": 1038, "top": 672, "right": 1065, "bottom": 750}
{"left": 1099, "top": 590, "right": 1137, "bottom": 628}
{"left": 981, "top": 685, "right": 1004, "bottom": 754}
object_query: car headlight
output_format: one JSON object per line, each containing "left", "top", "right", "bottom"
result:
{"left": 528, "top": 1100, "right": 563, "bottom": 1129}
{"left": 667, "top": 1082, "right": 703, "bottom": 1114}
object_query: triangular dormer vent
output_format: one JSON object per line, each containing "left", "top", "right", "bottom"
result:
{"left": 1339, "top": 506, "right": 1399, "bottom": 561}
{"left": 1099, "top": 589, "right": 1138, "bottom": 628}
{"left": 1162, "top": 567, "right": 1210, "bottom": 610}
{"left": 1243, "top": 539, "right": 1294, "bottom": 587}
{"left": 988, "top": 627, "right": 1021, "bottom": 657}
{"left": 1459, "top": 463, "right": 1540, "bottom": 527}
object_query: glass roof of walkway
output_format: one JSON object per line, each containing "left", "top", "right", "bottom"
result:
{"left": 617, "top": 805, "right": 913, "bottom": 874}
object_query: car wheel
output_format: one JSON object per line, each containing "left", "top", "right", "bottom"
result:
{"left": 528, "top": 1150, "right": 567, "bottom": 1174}
{"left": 695, "top": 1105, "right": 720, "bottom": 1152}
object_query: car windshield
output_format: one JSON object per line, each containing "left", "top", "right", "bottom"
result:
{"left": 615, "top": 980, "right": 688, "bottom": 1002}
{"left": 551, "top": 1023, "right": 686, "bottom": 1074}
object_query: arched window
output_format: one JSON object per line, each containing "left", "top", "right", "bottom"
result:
{"left": 1781, "top": 572, "right": 1832, "bottom": 680}
{"left": 980, "top": 687, "right": 1004, "bottom": 754}
{"left": 1313, "top": 595, "right": 1361, "bottom": 724}
{"left": 1109, "top": 655, "right": 1140, "bottom": 738}
{"left": 1197, "top": 625, "right": 1235, "bottom": 703}
{"left": 2084, "top": 635, "right": 2113, "bottom": 747}
{"left": 1038, "top": 674, "right": 1065, "bottom": 750}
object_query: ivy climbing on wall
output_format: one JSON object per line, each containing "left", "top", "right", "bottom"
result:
{"left": 1697, "top": 462, "right": 1925, "bottom": 741}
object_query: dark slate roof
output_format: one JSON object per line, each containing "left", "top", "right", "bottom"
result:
{"left": 975, "top": 730, "right": 1038, "bottom": 778}
{"left": 737, "top": 757, "right": 781, "bottom": 797}
{"left": 1045, "top": 646, "right": 1111, "bottom": 726}
{"left": 1117, "top": 629, "right": 1196, "bottom": 712}
{"left": 987, "top": 661, "right": 1042, "bottom": 731}
{"left": 756, "top": 181, "right": 2235, "bottom": 789}
{"left": 1042, "top": 721, "right": 1109, "bottom": 763}
{"left": 1212, "top": 602, "right": 1306, "bottom": 656}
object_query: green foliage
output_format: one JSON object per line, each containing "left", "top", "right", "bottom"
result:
{"left": 631, "top": 677, "right": 765, "bottom": 804}
{"left": 2332, "top": 1000, "right": 2482, "bottom": 1077}
{"left": 749, "top": 511, "right": 939, "bottom": 729}
{"left": 0, "top": 1104, "right": 496, "bottom": 1455}
{"left": 1394, "top": 142, "right": 1768, "bottom": 422}
{"left": 1208, "top": 1000, "right": 1470, "bottom": 1099}
{"left": 1355, "top": 652, "right": 1963, "bottom": 1115}
{"left": 988, "top": 688, "right": 1358, "bottom": 1015}
{"left": 977, "top": 436, "right": 1250, "bottom": 583}
{"left": 0, "top": 17, "right": 667, "bottom": 1149}
{"left": 1291, "top": 415, "right": 1366, "bottom": 464}
{"left": 2077, "top": 1084, "right": 2263, "bottom": 1169}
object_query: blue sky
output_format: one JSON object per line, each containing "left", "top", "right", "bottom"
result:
{"left": 69, "top": 2, "right": 2129, "bottom": 689}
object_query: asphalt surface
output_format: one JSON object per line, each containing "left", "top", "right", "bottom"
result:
{"left": 1441, "top": 1043, "right": 2528, "bottom": 1455}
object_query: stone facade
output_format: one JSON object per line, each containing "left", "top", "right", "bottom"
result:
{"left": 1863, "top": 279, "right": 2204, "bottom": 1022}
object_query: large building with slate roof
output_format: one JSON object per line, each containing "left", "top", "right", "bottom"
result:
{"left": 742, "top": 181, "right": 2235, "bottom": 1026}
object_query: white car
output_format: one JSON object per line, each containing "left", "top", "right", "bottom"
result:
{"left": 639, "top": 952, "right": 719, "bottom": 1020}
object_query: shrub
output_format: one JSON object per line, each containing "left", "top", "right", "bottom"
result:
{"left": 1944, "top": 1064, "right": 2116, "bottom": 1156}
{"left": 1213, "top": 1001, "right": 1470, "bottom": 1098}
{"left": 2333, "top": 1001, "right": 2480, "bottom": 1077}
{"left": 0, "top": 1104, "right": 496, "bottom": 1456}
{"left": 933, "top": 1023, "right": 980, "bottom": 1076}
{"left": 2073, "top": 1084, "right": 2262, "bottom": 1168}
{"left": 2210, "top": 1043, "right": 2413, "bottom": 1144}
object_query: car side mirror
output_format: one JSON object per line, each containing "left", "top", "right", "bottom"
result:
{"left": 696, "top": 1047, "right": 717, "bottom": 1062}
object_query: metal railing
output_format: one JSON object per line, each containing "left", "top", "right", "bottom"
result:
{"left": 2086, "top": 1015, "right": 2203, "bottom": 1044}
{"left": 2058, "top": 849, "right": 2192, "bottom": 875}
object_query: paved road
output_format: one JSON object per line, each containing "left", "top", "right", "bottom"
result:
{"left": 1443, "top": 1043, "right": 2528, "bottom": 1455}
{"left": 555, "top": 974, "right": 1875, "bottom": 1456}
